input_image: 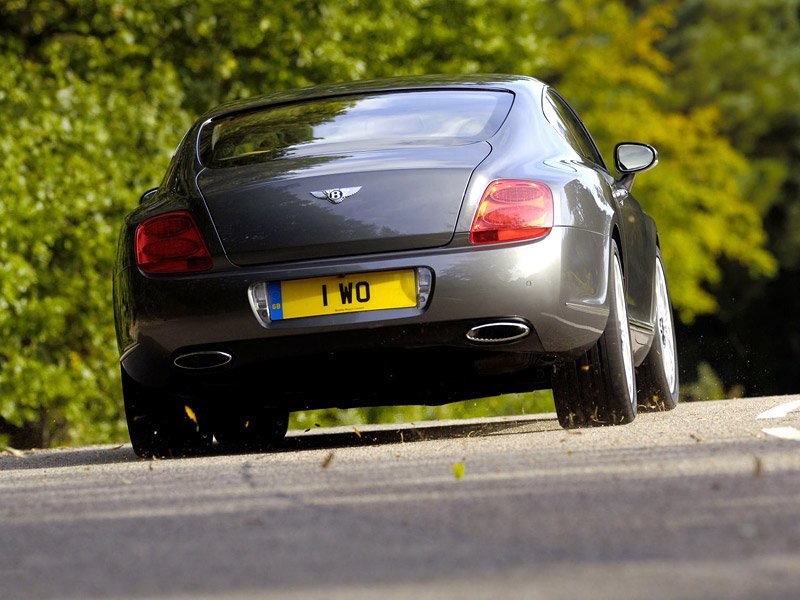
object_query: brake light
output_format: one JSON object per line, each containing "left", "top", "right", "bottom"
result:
{"left": 470, "top": 180, "right": 553, "bottom": 245}
{"left": 135, "top": 211, "right": 213, "bottom": 274}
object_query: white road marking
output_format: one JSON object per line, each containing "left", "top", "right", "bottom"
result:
{"left": 756, "top": 399, "right": 800, "bottom": 441}
{"left": 756, "top": 399, "right": 800, "bottom": 420}
{"left": 761, "top": 427, "right": 800, "bottom": 442}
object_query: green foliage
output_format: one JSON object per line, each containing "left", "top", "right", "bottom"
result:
{"left": 667, "top": 0, "right": 800, "bottom": 269}
{"left": 0, "top": 0, "right": 783, "bottom": 446}
{"left": 289, "top": 391, "right": 555, "bottom": 430}
{"left": 0, "top": 3, "right": 191, "bottom": 446}
{"left": 680, "top": 361, "right": 746, "bottom": 402}
{"left": 536, "top": 0, "right": 776, "bottom": 320}
{"left": 661, "top": 0, "right": 800, "bottom": 396}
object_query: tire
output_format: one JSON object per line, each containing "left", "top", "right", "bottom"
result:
{"left": 552, "top": 240, "right": 637, "bottom": 428}
{"left": 122, "top": 368, "right": 213, "bottom": 459}
{"left": 636, "top": 249, "right": 679, "bottom": 411}
{"left": 212, "top": 400, "right": 289, "bottom": 453}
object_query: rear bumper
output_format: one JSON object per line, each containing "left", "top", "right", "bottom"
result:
{"left": 115, "top": 226, "right": 610, "bottom": 391}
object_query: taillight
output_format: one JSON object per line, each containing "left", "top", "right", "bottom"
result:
{"left": 470, "top": 180, "right": 554, "bottom": 245}
{"left": 135, "top": 211, "right": 213, "bottom": 274}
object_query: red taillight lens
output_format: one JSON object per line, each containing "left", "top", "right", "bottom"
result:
{"left": 135, "top": 211, "right": 213, "bottom": 274}
{"left": 470, "top": 180, "right": 554, "bottom": 245}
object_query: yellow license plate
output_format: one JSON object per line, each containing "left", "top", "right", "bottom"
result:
{"left": 267, "top": 270, "right": 417, "bottom": 320}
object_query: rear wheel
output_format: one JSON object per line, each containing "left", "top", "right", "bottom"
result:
{"left": 636, "top": 249, "right": 679, "bottom": 411}
{"left": 552, "top": 241, "right": 637, "bottom": 428}
{"left": 212, "top": 399, "right": 289, "bottom": 453}
{"left": 122, "top": 369, "right": 213, "bottom": 458}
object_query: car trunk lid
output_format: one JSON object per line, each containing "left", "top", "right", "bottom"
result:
{"left": 196, "top": 143, "right": 492, "bottom": 265}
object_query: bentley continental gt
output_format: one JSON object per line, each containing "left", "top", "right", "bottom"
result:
{"left": 113, "top": 74, "right": 679, "bottom": 458}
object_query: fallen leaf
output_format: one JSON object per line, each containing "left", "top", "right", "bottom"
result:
{"left": 453, "top": 462, "right": 465, "bottom": 480}
{"left": 321, "top": 451, "right": 335, "bottom": 469}
{"left": 109, "top": 444, "right": 124, "bottom": 451}
{"left": 353, "top": 426, "right": 362, "bottom": 438}
{"left": 1, "top": 446, "right": 25, "bottom": 457}
{"left": 184, "top": 405, "right": 198, "bottom": 424}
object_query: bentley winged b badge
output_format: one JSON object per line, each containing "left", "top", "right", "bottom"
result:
{"left": 310, "top": 186, "right": 362, "bottom": 204}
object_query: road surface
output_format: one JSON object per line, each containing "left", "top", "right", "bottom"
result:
{"left": 2, "top": 396, "right": 800, "bottom": 599}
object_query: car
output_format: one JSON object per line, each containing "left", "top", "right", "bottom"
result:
{"left": 113, "top": 74, "right": 679, "bottom": 458}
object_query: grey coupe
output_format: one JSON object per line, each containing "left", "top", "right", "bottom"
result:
{"left": 114, "top": 74, "right": 679, "bottom": 458}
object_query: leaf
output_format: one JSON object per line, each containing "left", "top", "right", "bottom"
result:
{"left": 753, "top": 456, "right": 764, "bottom": 477}
{"left": 353, "top": 426, "right": 362, "bottom": 438}
{"left": 184, "top": 405, "right": 197, "bottom": 424}
{"left": 321, "top": 451, "right": 335, "bottom": 469}
{"left": 452, "top": 462, "right": 465, "bottom": 480}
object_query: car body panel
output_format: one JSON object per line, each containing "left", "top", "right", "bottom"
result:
{"left": 117, "top": 225, "right": 608, "bottom": 353}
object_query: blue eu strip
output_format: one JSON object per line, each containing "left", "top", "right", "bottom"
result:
{"left": 267, "top": 282, "right": 284, "bottom": 320}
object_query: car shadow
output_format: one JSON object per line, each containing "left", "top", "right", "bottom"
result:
{"left": 0, "top": 414, "right": 560, "bottom": 471}
{"left": 281, "top": 414, "right": 558, "bottom": 451}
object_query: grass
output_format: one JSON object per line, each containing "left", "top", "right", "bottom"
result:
{"left": 288, "top": 390, "right": 555, "bottom": 430}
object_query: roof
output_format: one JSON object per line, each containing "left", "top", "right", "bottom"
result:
{"left": 199, "top": 74, "right": 545, "bottom": 121}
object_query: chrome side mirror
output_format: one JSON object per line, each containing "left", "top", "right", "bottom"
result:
{"left": 614, "top": 142, "right": 658, "bottom": 174}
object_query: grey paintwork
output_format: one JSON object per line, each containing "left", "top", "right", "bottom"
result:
{"left": 114, "top": 74, "right": 660, "bottom": 402}
{"left": 196, "top": 144, "right": 491, "bottom": 265}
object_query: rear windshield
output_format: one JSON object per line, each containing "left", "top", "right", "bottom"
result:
{"left": 198, "top": 90, "right": 513, "bottom": 168}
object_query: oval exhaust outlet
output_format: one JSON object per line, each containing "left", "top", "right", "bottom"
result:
{"left": 466, "top": 322, "right": 530, "bottom": 344}
{"left": 174, "top": 351, "right": 233, "bottom": 370}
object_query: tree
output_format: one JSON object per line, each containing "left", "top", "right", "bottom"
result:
{"left": 0, "top": 0, "right": 781, "bottom": 446}
{"left": 535, "top": 0, "right": 776, "bottom": 320}
{"left": 660, "top": 0, "right": 800, "bottom": 394}
{"left": 0, "top": 1, "right": 191, "bottom": 446}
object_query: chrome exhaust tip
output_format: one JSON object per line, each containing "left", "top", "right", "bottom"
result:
{"left": 173, "top": 351, "right": 233, "bottom": 370}
{"left": 466, "top": 322, "right": 531, "bottom": 344}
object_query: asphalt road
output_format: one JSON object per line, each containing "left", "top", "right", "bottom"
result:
{"left": 2, "top": 396, "right": 800, "bottom": 600}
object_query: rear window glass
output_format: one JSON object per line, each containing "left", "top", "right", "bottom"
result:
{"left": 198, "top": 90, "right": 513, "bottom": 168}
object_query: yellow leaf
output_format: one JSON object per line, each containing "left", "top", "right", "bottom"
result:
{"left": 353, "top": 426, "right": 362, "bottom": 438}
{"left": 184, "top": 405, "right": 197, "bottom": 424}
{"left": 453, "top": 462, "right": 465, "bottom": 480}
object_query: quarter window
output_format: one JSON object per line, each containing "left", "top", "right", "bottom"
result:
{"left": 544, "top": 90, "right": 606, "bottom": 168}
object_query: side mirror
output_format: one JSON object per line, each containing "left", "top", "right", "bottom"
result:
{"left": 139, "top": 187, "right": 158, "bottom": 205}
{"left": 614, "top": 143, "right": 658, "bottom": 174}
